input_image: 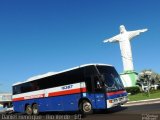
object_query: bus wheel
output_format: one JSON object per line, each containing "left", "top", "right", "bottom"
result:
{"left": 32, "top": 104, "right": 39, "bottom": 115}
{"left": 80, "top": 100, "right": 93, "bottom": 114}
{"left": 25, "top": 105, "right": 32, "bottom": 115}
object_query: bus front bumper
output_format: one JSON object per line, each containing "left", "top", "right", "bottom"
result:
{"left": 107, "top": 96, "right": 128, "bottom": 108}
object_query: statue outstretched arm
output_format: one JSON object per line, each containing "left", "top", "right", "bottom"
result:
{"left": 103, "top": 34, "right": 121, "bottom": 43}
{"left": 128, "top": 28, "right": 148, "bottom": 40}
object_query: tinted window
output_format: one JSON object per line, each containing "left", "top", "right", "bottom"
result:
{"left": 85, "top": 76, "right": 92, "bottom": 92}
{"left": 13, "top": 86, "right": 21, "bottom": 95}
{"left": 84, "top": 66, "right": 97, "bottom": 76}
{"left": 84, "top": 65, "right": 99, "bottom": 92}
{"left": 20, "top": 83, "right": 32, "bottom": 93}
{"left": 97, "top": 66, "right": 124, "bottom": 91}
{"left": 93, "top": 75, "right": 104, "bottom": 93}
{"left": 13, "top": 68, "right": 84, "bottom": 95}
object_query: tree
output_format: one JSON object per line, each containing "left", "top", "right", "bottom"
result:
{"left": 137, "top": 70, "right": 160, "bottom": 96}
{"left": 137, "top": 70, "right": 152, "bottom": 96}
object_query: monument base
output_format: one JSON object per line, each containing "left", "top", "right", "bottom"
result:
{"left": 120, "top": 71, "right": 138, "bottom": 88}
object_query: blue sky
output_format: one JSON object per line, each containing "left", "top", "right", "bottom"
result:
{"left": 0, "top": 0, "right": 160, "bottom": 92}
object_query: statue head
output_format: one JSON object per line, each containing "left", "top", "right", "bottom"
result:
{"left": 120, "top": 25, "right": 126, "bottom": 33}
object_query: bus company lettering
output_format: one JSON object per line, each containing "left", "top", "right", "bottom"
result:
{"left": 24, "top": 94, "right": 44, "bottom": 100}
{"left": 62, "top": 85, "right": 73, "bottom": 90}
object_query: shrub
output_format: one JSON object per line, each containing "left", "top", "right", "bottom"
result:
{"left": 125, "top": 86, "right": 141, "bottom": 95}
{"left": 157, "top": 85, "right": 160, "bottom": 90}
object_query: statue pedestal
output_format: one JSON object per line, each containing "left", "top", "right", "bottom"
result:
{"left": 120, "top": 71, "right": 138, "bottom": 87}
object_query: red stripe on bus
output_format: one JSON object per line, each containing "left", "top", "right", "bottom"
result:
{"left": 48, "top": 88, "right": 86, "bottom": 97}
{"left": 13, "top": 97, "right": 24, "bottom": 102}
{"left": 13, "top": 94, "right": 45, "bottom": 102}
{"left": 13, "top": 88, "right": 87, "bottom": 102}
{"left": 81, "top": 88, "right": 87, "bottom": 92}
{"left": 106, "top": 90, "right": 126, "bottom": 96}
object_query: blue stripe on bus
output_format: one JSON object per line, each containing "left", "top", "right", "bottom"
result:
{"left": 13, "top": 92, "right": 127, "bottom": 113}
{"left": 13, "top": 93, "right": 98, "bottom": 113}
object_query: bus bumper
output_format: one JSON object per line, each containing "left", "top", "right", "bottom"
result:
{"left": 106, "top": 96, "right": 128, "bottom": 108}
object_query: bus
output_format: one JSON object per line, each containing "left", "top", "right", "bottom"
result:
{"left": 12, "top": 64, "right": 128, "bottom": 115}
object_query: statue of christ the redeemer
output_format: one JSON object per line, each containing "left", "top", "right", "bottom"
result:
{"left": 103, "top": 25, "right": 148, "bottom": 72}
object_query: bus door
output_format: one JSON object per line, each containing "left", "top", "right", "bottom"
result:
{"left": 92, "top": 75, "right": 106, "bottom": 109}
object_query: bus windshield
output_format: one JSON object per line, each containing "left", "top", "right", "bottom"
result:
{"left": 97, "top": 66, "right": 124, "bottom": 92}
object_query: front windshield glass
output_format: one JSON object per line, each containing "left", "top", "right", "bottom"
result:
{"left": 97, "top": 66, "right": 124, "bottom": 92}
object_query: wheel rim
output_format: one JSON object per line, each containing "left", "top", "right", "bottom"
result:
{"left": 26, "top": 106, "right": 32, "bottom": 115}
{"left": 33, "top": 108, "right": 38, "bottom": 114}
{"left": 83, "top": 102, "right": 92, "bottom": 113}
{"left": 33, "top": 105, "right": 38, "bottom": 114}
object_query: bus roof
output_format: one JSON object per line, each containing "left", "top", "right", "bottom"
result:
{"left": 12, "top": 63, "right": 113, "bottom": 86}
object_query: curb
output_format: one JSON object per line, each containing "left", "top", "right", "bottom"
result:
{"left": 123, "top": 98, "right": 160, "bottom": 106}
{"left": 127, "top": 98, "right": 160, "bottom": 103}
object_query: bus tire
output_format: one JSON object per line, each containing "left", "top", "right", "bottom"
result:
{"left": 25, "top": 105, "right": 32, "bottom": 115}
{"left": 79, "top": 100, "right": 93, "bottom": 115}
{"left": 32, "top": 104, "right": 39, "bottom": 115}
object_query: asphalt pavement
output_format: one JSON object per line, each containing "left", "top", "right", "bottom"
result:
{"left": 0, "top": 103, "right": 160, "bottom": 120}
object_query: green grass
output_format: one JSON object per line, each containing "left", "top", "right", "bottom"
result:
{"left": 128, "top": 90, "right": 160, "bottom": 101}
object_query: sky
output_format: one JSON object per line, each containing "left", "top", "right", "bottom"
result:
{"left": 0, "top": 0, "right": 160, "bottom": 92}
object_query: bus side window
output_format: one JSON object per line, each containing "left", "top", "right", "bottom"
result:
{"left": 31, "top": 82, "right": 39, "bottom": 91}
{"left": 85, "top": 76, "right": 93, "bottom": 92}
